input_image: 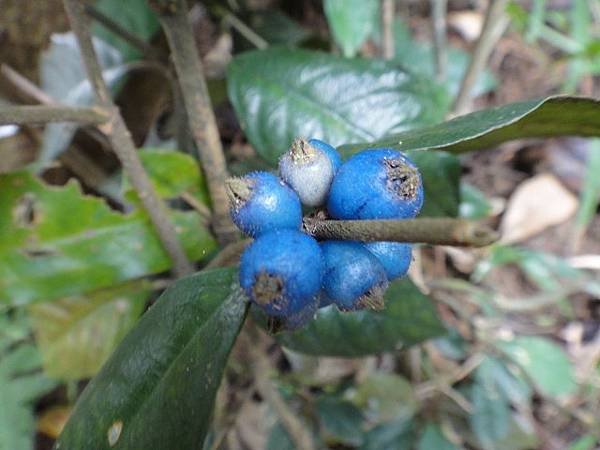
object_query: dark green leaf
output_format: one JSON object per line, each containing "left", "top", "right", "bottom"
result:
{"left": 55, "top": 268, "right": 248, "bottom": 450}
{"left": 0, "top": 172, "right": 216, "bottom": 305}
{"left": 417, "top": 424, "right": 458, "bottom": 450}
{"left": 340, "top": 96, "right": 600, "bottom": 155}
{"left": 470, "top": 382, "right": 510, "bottom": 450}
{"left": 0, "top": 312, "right": 57, "bottom": 450}
{"left": 317, "top": 396, "right": 365, "bottom": 446}
{"left": 249, "top": 10, "right": 311, "bottom": 45}
{"left": 475, "top": 356, "right": 531, "bottom": 408}
{"left": 324, "top": 0, "right": 379, "bottom": 57}
{"left": 227, "top": 47, "right": 448, "bottom": 164}
{"left": 360, "top": 419, "right": 415, "bottom": 450}
{"left": 29, "top": 281, "right": 151, "bottom": 380}
{"left": 498, "top": 336, "right": 577, "bottom": 397}
{"left": 276, "top": 279, "right": 444, "bottom": 357}
{"left": 92, "top": 0, "right": 160, "bottom": 61}
{"left": 267, "top": 422, "right": 298, "bottom": 450}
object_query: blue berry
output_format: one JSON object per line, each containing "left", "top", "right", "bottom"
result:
{"left": 226, "top": 172, "right": 302, "bottom": 237}
{"left": 239, "top": 229, "right": 323, "bottom": 317}
{"left": 279, "top": 138, "right": 334, "bottom": 207}
{"left": 321, "top": 240, "right": 388, "bottom": 311}
{"left": 327, "top": 149, "right": 424, "bottom": 220}
{"left": 364, "top": 242, "right": 412, "bottom": 280}
{"left": 308, "top": 138, "right": 342, "bottom": 173}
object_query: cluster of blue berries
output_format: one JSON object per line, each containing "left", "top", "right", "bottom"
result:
{"left": 226, "top": 138, "right": 424, "bottom": 329}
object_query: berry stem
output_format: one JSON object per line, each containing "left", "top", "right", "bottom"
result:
{"left": 304, "top": 217, "right": 498, "bottom": 247}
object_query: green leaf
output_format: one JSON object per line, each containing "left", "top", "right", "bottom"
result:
{"left": 0, "top": 172, "right": 216, "bottom": 306}
{"left": 417, "top": 424, "right": 458, "bottom": 450}
{"left": 93, "top": 0, "right": 160, "bottom": 61}
{"left": 470, "top": 381, "right": 510, "bottom": 450}
{"left": 317, "top": 396, "right": 365, "bottom": 446}
{"left": 340, "top": 96, "right": 600, "bottom": 155}
{"left": 39, "top": 32, "right": 129, "bottom": 166}
{"left": 568, "top": 435, "right": 597, "bottom": 450}
{"left": 124, "top": 148, "right": 209, "bottom": 204}
{"left": 29, "top": 281, "right": 151, "bottom": 380}
{"left": 55, "top": 268, "right": 248, "bottom": 450}
{"left": 275, "top": 278, "right": 444, "bottom": 357}
{"left": 498, "top": 336, "right": 577, "bottom": 397}
{"left": 393, "top": 18, "right": 496, "bottom": 98}
{"left": 249, "top": 10, "right": 311, "bottom": 46}
{"left": 459, "top": 182, "right": 492, "bottom": 219}
{"left": 359, "top": 419, "right": 415, "bottom": 450}
{"left": 475, "top": 356, "right": 531, "bottom": 408}
{"left": 350, "top": 373, "right": 417, "bottom": 424}
{"left": 227, "top": 47, "right": 448, "bottom": 164}
{"left": 0, "top": 313, "right": 57, "bottom": 450}
{"left": 324, "top": 0, "right": 379, "bottom": 57}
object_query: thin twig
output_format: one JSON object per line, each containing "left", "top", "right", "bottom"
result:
{"left": 63, "top": 0, "right": 193, "bottom": 277}
{"left": 85, "top": 4, "right": 163, "bottom": 61}
{"left": 304, "top": 218, "right": 498, "bottom": 247}
{"left": 0, "top": 105, "right": 109, "bottom": 126}
{"left": 151, "top": 0, "right": 238, "bottom": 245}
{"left": 246, "top": 330, "right": 315, "bottom": 450}
{"left": 451, "top": 0, "right": 510, "bottom": 115}
{"left": 222, "top": 10, "right": 268, "bottom": 49}
{"left": 1, "top": 64, "right": 54, "bottom": 104}
{"left": 381, "top": 0, "right": 395, "bottom": 59}
{"left": 430, "top": 0, "right": 448, "bottom": 80}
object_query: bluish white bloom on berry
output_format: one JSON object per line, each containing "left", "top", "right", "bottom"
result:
{"left": 327, "top": 148, "right": 424, "bottom": 220}
{"left": 279, "top": 138, "right": 334, "bottom": 207}
{"left": 226, "top": 171, "right": 302, "bottom": 237}
{"left": 320, "top": 240, "right": 388, "bottom": 311}
{"left": 364, "top": 241, "right": 412, "bottom": 280}
{"left": 239, "top": 229, "right": 323, "bottom": 317}
{"left": 308, "top": 138, "right": 342, "bottom": 173}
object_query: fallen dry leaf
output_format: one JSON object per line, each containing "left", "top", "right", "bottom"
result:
{"left": 500, "top": 173, "right": 578, "bottom": 244}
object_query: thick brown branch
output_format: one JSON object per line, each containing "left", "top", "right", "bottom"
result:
{"left": 304, "top": 218, "right": 498, "bottom": 247}
{"left": 151, "top": 0, "right": 238, "bottom": 245}
{"left": 63, "top": 0, "right": 193, "bottom": 277}
{"left": 0, "top": 105, "right": 109, "bottom": 126}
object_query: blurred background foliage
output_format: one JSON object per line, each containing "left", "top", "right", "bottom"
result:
{"left": 0, "top": 0, "right": 599, "bottom": 449}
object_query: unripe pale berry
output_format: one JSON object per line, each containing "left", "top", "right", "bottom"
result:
{"left": 327, "top": 148, "right": 424, "bottom": 220}
{"left": 364, "top": 242, "right": 412, "bottom": 280}
{"left": 226, "top": 171, "right": 302, "bottom": 237}
{"left": 308, "top": 138, "right": 342, "bottom": 173}
{"left": 239, "top": 229, "right": 323, "bottom": 317}
{"left": 279, "top": 138, "right": 334, "bottom": 207}
{"left": 320, "top": 240, "right": 389, "bottom": 311}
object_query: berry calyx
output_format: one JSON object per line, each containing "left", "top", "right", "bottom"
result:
{"left": 308, "top": 138, "right": 343, "bottom": 173}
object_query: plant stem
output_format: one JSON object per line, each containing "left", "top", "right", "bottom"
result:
{"left": 151, "top": 0, "right": 238, "bottom": 245}
{"left": 222, "top": 10, "right": 268, "bottom": 49}
{"left": 381, "top": 0, "right": 395, "bottom": 59}
{"left": 304, "top": 217, "right": 498, "bottom": 247}
{"left": 451, "top": 0, "right": 510, "bottom": 115}
{"left": 0, "top": 105, "right": 109, "bottom": 126}
{"left": 430, "top": 0, "right": 448, "bottom": 81}
{"left": 63, "top": 0, "right": 193, "bottom": 277}
{"left": 85, "top": 4, "right": 162, "bottom": 60}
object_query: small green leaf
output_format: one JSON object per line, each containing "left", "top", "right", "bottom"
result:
{"left": 568, "top": 434, "right": 597, "bottom": 450}
{"left": 340, "top": 96, "right": 600, "bottom": 155}
{"left": 470, "top": 381, "right": 510, "bottom": 450}
{"left": 475, "top": 356, "right": 531, "bottom": 408}
{"left": 249, "top": 10, "right": 310, "bottom": 45}
{"left": 275, "top": 279, "right": 444, "bottom": 357}
{"left": 317, "top": 396, "right": 365, "bottom": 446}
{"left": 417, "top": 424, "right": 458, "bottom": 450}
{"left": 55, "top": 268, "right": 248, "bottom": 450}
{"left": 227, "top": 47, "right": 448, "bottom": 165}
{"left": 324, "top": 0, "right": 379, "bottom": 57}
{"left": 350, "top": 373, "right": 417, "bottom": 424}
{"left": 124, "top": 148, "right": 209, "bottom": 203}
{"left": 29, "top": 281, "right": 151, "bottom": 380}
{"left": 459, "top": 183, "right": 492, "bottom": 219}
{"left": 0, "top": 172, "right": 216, "bottom": 305}
{"left": 92, "top": 0, "right": 160, "bottom": 61}
{"left": 498, "top": 336, "right": 577, "bottom": 397}
{"left": 0, "top": 312, "right": 57, "bottom": 450}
